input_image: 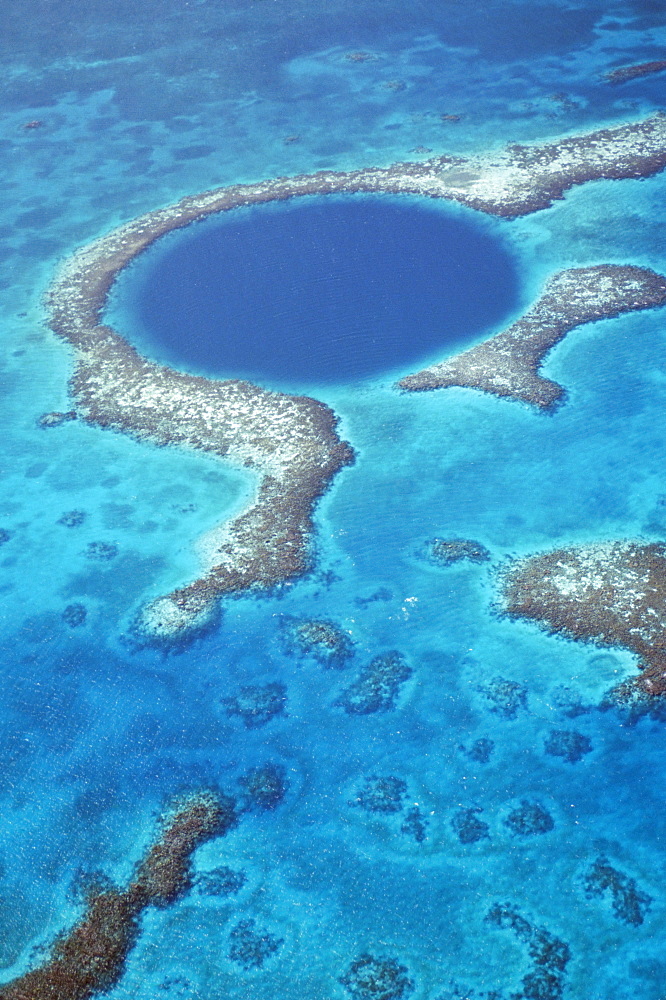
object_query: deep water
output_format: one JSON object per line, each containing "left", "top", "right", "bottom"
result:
{"left": 2, "top": 1, "right": 666, "bottom": 1000}
{"left": 110, "top": 197, "right": 520, "bottom": 390}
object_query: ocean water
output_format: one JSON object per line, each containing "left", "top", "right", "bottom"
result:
{"left": 1, "top": 2, "right": 666, "bottom": 1000}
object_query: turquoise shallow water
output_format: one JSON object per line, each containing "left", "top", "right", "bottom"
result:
{"left": 2, "top": 1, "right": 666, "bottom": 998}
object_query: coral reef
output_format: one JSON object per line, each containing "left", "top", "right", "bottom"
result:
{"left": 503, "top": 801, "right": 554, "bottom": 837}
{"left": 85, "top": 542, "right": 118, "bottom": 561}
{"left": 344, "top": 51, "right": 378, "bottom": 62}
{"left": 132, "top": 791, "right": 237, "bottom": 905}
{"left": 451, "top": 806, "right": 490, "bottom": 844}
{"left": 238, "top": 763, "right": 288, "bottom": 811}
{"left": 62, "top": 603, "right": 87, "bottom": 628}
{"left": 349, "top": 776, "right": 408, "bottom": 814}
{"left": 0, "top": 529, "right": 12, "bottom": 545}
{"left": 478, "top": 677, "right": 527, "bottom": 719}
{"left": 228, "top": 918, "right": 283, "bottom": 970}
{"left": 459, "top": 738, "right": 495, "bottom": 763}
{"left": 399, "top": 266, "right": 666, "bottom": 406}
{"left": 339, "top": 954, "right": 414, "bottom": 1000}
{"left": 549, "top": 685, "right": 591, "bottom": 719}
{"left": 336, "top": 652, "right": 412, "bottom": 715}
{"left": 354, "top": 588, "right": 393, "bottom": 608}
{"left": 349, "top": 777, "right": 428, "bottom": 841}
{"left": 500, "top": 541, "right": 666, "bottom": 709}
{"left": 486, "top": 903, "right": 570, "bottom": 1000}
{"left": 606, "top": 60, "right": 666, "bottom": 84}
{"left": 584, "top": 857, "right": 652, "bottom": 926}
{"left": 221, "top": 682, "right": 287, "bottom": 728}
{"left": 400, "top": 806, "right": 428, "bottom": 843}
{"left": 427, "top": 538, "right": 490, "bottom": 566}
{"left": 46, "top": 116, "right": 666, "bottom": 642}
{"left": 0, "top": 790, "right": 235, "bottom": 1000}
{"left": 543, "top": 729, "right": 592, "bottom": 764}
{"left": 58, "top": 510, "right": 87, "bottom": 528}
{"left": 436, "top": 982, "right": 503, "bottom": 1000}
{"left": 194, "top": 865, "right": 247, "bottom": 897}
{"left": 282, "top": 616, "right": 354, "bottom": 668}
{"left": 38, "top": 410, "right": 77, "bottom": 428}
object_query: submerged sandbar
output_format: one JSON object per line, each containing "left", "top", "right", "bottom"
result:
{"left": 46, "top": 114, "right": 666, "bottom": 643}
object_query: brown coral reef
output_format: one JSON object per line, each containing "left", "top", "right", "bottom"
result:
{"left": 501, "top": 541, "right": 666, "bottom": 707}
{"left": 398, "top": 265, "right": 666, "bottom": 406}
{"left": 0, "top": 791, "right": 235, "bottom": 1000}
{"left": 605, "top": 60, "right": 666, "bottom": 84}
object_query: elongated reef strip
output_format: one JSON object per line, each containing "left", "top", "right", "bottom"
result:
{"left": 398, "top": 265, "right": 666, "bottom": 406}
{"left": 0, "top": 791, "right": 236, "bottom": 1000}
{"left": 605, "top": 60, "right": 666, "bottom": 84}
{"left": 500, "top": 542, "right": 666, "bottom": 708}
{"left": 47, "top": 115, "right": 666, "bottom": 640}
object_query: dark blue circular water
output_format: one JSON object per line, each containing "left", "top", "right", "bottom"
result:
{"left": 119, "top": 196, "right": 520, "bottom": 390}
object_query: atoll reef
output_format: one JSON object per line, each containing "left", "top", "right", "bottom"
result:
{"left": 339, "top": 953, "right": 414, "bottom": 1000}
{"left": 221, "top": 681, "right": 287, "bottom": 728}
{"left": 45, "top": 114, "right": 666, "bottom": 644}
{"left": 500, "top": 541, "right": 666, "bottom": 708}
{"left": 605, "top": 60, "right": 666, "bottom": 84}
{"left": 335, "top": 651, "right": 412, "bottom": 714}
{"left": 427, "top": 538, "right": 490, "bottom": 566}
{"left": 49, "top": 208, "right": 355, "bottom": 648}
{"left": 583, "top": 856, "right": 652, "bottom": 926}
{"left": 281, "top": 615, "right": 355, "bottom": 668}
{"left": 486, "top": 904, "right": 570, "bottom": 1000}
{"left": 0, "top": 790, "right": 235, "bottom": 1000}
{"left": 399, "top": 265, "right": 666, "bottom": 407}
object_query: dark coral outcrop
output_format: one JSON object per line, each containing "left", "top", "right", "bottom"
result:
{"left": 0, "top": 790, "right": 235, "bottom": 1000}
{"left": 336, "top": 652, "right": 412, "bottom": 715}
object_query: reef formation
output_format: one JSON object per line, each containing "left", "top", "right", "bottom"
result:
{"left": 486, "top": 904, "right": 570, "bottom": 1000}
{"left": 0, "top": 791, "right": 236, "bottom": 1000}
{"left": 583, "top": 856, "right": 652, "bottom": 926}
{"left": 500, "top": 541, "right": 666, "bottom": 709}
{"left": 46, "top": 115, "right": 666, "bottom": 642}
{"left": 398, "top": 265, "right": 666, "bottom": 406}
{"left": 427, "top": 538, "right": 490, "bottom": 566}
{"left": 605, "top": 60, "right": 666, "bottom": 84}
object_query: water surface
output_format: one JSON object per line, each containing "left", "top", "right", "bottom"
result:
{"left": 112, "top": 196, "right": 520, "bottom": 390}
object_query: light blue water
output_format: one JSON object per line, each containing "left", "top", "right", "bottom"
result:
{"left": 2, "top": 2, "right": 666, "bottom": 999}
